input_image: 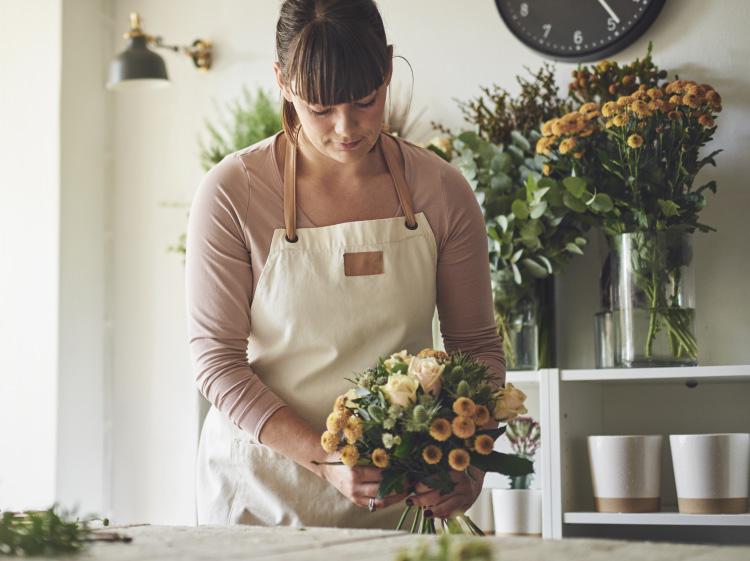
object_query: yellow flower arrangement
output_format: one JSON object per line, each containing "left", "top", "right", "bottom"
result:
{"left": 627, "top": 134, "right": 644, "bottom": 148}
{"left": 321, "top": 430, "right": 339, "bottom": 453}
{"left": 473, "top": 404, "right": 490, "bottom": 426}
{"left": 326, "top": 411, "right": 348, "bottom": 433}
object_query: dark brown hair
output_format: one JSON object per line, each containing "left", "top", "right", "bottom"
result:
{"left": 276, "top": 0, "right": 391, "bottom": 143}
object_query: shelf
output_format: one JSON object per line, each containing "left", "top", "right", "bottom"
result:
{"left": 564, "top": 510, "right": 750, "bottom": 527}
{"left": 506, "top": 370, "right": 542, "bottom": 385}
{"left": 561, "top": 364, "right": 750, "bottom": 384}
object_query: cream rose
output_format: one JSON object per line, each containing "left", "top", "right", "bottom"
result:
{"left": 407, "top": 356, "right": 444, "bottom": 397}
{"left": 493, "top": 383, "right": 528, "bottom": 422}
{"left": 381, "top": 373, "right": 419, "bottom": 408}
{"left": 383, "top": 350, "right": 413, "bottom": 371}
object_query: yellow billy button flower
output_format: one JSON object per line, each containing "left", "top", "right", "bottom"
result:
{"left": 473, "top": 404, "right": 490, "bottom": 426}
{"left": 423, "top": 445, "right": 442, "bottom": 465}
{"left": 542, "top": 164, "right": 551, "bottom": 176}
{"left": 333, "top": 395, "right": 348, "bottom": 411}
{"left": 453, "top": 397, "right": 476, "bottom": 417}
{"left": 429, "top": 418, "right": 452, "bottom": 441}
{"left": 627, "top": 134, "right": 644, "bottom": 149}
{"left": 475, "top": 434, "right": 494, "bottom": 456}
{"left": 452, "top": 415, "right": 476, "bottom": 439}
{"left": 612, "top": 114, "right": 629, "bottom": 127}
{"left": 326, "top": 411, "right": 348, "bottom": 433}
{"left": 321, "top": 430, "right": 339, "bottom": 453}
{"left": 559, "top": 137, "right": 577, "bottom": 155}
{"left": 698, "top": 115, "right": 715, "bottom": 128}
{"left": 448, "top": 448, "right": 471, "bottom": 471}
{"left": 343, "top": 416, "right": 363, "bottom": 442}
{"left": 341, "top": 444, "right": 360, "bottom": 467}
{"left": 601, "top": 101, "right": 619, "bottom": 117}
{"left": 372, "top": 448, "right": 390, "bottom": 468}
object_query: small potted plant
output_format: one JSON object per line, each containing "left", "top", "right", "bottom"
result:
{"left": 491, "top": 416, "right": 542, "bottom": 536}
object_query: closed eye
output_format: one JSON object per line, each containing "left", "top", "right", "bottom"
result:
{"left": 355, "top": 98, "right": 376, "bottom": 109}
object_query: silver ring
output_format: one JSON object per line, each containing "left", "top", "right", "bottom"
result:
{"left": 368, "top": 498, "right": 376, "bottom": 513}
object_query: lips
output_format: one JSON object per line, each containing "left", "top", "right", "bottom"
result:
{"left": 335, "top": 139, "right": 362, "bottom": 150}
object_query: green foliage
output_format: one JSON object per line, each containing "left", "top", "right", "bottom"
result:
{"left": 0, "top": 507, "right": 127, "bottom": 557}
{"left": 198, "top": 86, "right": 282, "bottom": 171}
{"left": 449, "top": 130, "right": 588, "bottom": 308}
{"left": 435, "top": 63, "right": 572, "bottom": 145}
{"left": 395, "top": 533, "right": 492, "bottom": 561}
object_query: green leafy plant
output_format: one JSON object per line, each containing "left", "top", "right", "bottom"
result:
{"left": 165, "top": 86, "right": 283, "bottom": 260}
{"left": 198, "top": 86, "right": 283, "bottom": 171}
{"left": 434, "top": 130, "right": 587, "bottom": 368}
{"left": 0, "top": 507, "right": 129, "bottom": 557}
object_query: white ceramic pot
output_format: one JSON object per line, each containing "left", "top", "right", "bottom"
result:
{"left": 670, "top": 433, "right": 750, "bottom": 514}
{"left": 587, "top": 435, "right": 663, "bottom": 513}
{"left": 491, "top": 488, "right": 542, "bottom": 536}
{"left": 464, "top": 488, "right": 494, "bottom": 534}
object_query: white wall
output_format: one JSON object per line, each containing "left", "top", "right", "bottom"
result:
{"left": 0, "top": 0, "right": 62, "bottom": 510}
{"left": 56, "top": 0, "right": 112, "bottom": 517}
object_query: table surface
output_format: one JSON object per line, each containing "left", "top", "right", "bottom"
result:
{"left": 67, "top": 524, "right": 750, "bottom": 561}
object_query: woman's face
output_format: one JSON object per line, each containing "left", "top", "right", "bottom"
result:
{"left": 275, "top": 64, "right": 390, "bottom": 166}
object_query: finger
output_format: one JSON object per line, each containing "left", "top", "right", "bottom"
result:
{"left": 425, "top": 494, "right": 473, "bottom": 520}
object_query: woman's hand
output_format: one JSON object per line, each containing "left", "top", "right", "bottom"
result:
{"left": 319, "top": 453, "right": 407, "bottom": 510}
{"left": 406, "top": 468, "right": 485, "bottom": 520}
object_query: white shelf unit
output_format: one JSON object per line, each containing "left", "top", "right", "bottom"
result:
{"left": 551, "top": 365, "right": 750, "bottom": 544}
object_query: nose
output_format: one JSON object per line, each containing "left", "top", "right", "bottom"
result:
{"left": 333, "top": 106, "right": 357, "bottom": 139}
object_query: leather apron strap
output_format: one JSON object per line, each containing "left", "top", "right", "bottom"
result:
{"left": 282, "top": 132, "right": 417, "bottom": 241}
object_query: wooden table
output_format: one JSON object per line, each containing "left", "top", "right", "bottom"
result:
{"left": 78, "top": 524, "right": 750, "bottom": 561}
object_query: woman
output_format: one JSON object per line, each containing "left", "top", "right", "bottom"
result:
{"left": 186, "top": 0, "right": 504, "bottom": 528}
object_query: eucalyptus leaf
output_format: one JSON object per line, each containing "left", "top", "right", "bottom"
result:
{"left": 530, "top": 201, "right": 548, "bottom": 219}
{"left": 511, "top": 199, "right": 530, "bottom": 220}
{"left": 562, "top": 176, "right": 587, "bottom": 198}
{"left": 511, "top": 262, "right": 522, "bottom": 285}
{"left": 537, "top": 255, "right": 553, "bottom": 274}
{"left": 491, "top": 152, "right": 513, "bottom": 174}
{"left": 490, "top": 172, "right": 513, "bottom": 191}
{"left": 511, "top": 249, "right": 523, "bottom": 264}
{"left": 520, "top": 219, "right": 543, "bottom": 240}
{"left": 566, "top": 242, "right": 584, "bottom": 255}
{"left": 497, "top": 215, "right": 509, "bottom": 233}
{"left": 591, "top": 193, "right": 615, "bottom": 213}
{"left": 521, "top": 257, "right": 549, "bottom": 279}
{"left": 563, "top": 191, "right": 587, "bottom": 213}
{"left": 510, "top": 130, "right": 531, "bottom": 152}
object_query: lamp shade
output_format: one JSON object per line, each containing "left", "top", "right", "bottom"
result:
{"left": 106, "top": 35, "right": 170, "bottom": 91}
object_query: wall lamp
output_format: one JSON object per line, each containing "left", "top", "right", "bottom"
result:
{"left": 106, "top": 13, "right": 212, "bottom": 91}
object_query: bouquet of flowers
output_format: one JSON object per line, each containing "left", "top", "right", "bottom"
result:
{"left": 317, "top": 349, "right": 533, "bottom": 535}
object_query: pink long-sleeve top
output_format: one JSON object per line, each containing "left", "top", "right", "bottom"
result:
{"left": 186, "top": 132, "right": 505, "bottom": 441}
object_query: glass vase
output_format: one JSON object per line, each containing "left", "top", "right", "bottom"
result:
{"left": 494, "top": 290, "right": 539, "bottom": 371}
{"left": 611, "top": 231, "right": 697, "bottom": 367}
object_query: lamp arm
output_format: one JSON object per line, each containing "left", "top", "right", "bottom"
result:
{"left": 153, "top": 37, "right": 212, "bottom": 71}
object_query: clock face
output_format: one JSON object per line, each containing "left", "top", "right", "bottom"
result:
{"left": 495, "top": 0, "right": 666, "bottom": 62}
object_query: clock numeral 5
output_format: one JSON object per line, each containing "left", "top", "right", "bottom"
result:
{"left": 608, "top": 17, "right": 617, "bottom": 31}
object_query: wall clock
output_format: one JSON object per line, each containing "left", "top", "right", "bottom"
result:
{"left": 495, "top": 0, "right": 667, "bottom": 62}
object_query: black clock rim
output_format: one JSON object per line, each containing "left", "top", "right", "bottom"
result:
{"left": 494, "top": 0, "right": 667, "bottom": 63}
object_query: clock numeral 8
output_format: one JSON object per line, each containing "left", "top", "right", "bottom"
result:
{"left": 520, "top": 2, "right": 529, "bottom": 17}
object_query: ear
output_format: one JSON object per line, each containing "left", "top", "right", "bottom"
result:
{"left": 274, "top": 62, "right": 293, "bottom": 102}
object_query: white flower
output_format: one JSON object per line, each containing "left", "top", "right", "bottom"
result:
{"left": 407, "top": 356, "right": 444, "bottom": 396}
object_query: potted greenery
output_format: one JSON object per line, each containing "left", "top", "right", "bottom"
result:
{"left": 431, "top": 65, "right": 588, "bottom": 370}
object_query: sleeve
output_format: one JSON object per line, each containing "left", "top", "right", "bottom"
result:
{"left": 434, "top": 161, "right": 506, "bottom": 388}
{"left": 185, "top": 155, "right": 287, "bottom": 441}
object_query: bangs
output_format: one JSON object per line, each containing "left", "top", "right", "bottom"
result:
{"left": 286, "top": 20, "right": 389, "bottom": 106}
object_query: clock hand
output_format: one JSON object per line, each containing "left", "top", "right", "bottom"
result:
{"left": 597, "top": 0, "right": 620, "bottom": 23}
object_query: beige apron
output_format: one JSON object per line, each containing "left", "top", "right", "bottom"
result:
{"left": 197, "top": 132, "right": 438, "bottom": 528}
